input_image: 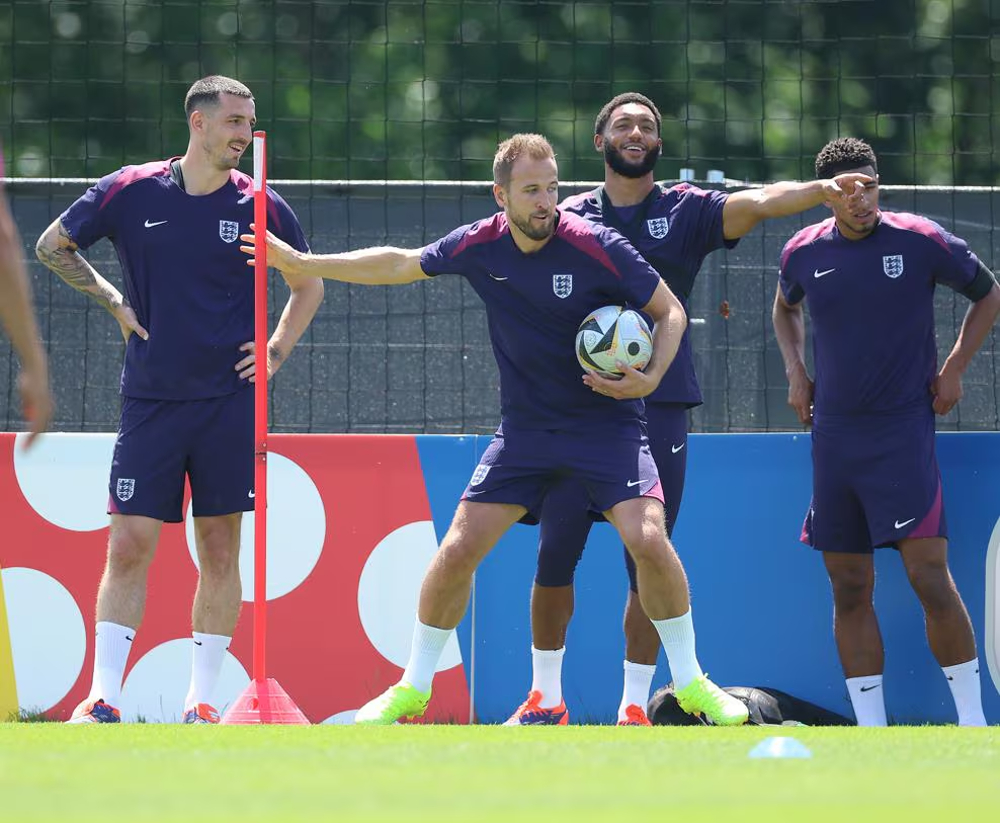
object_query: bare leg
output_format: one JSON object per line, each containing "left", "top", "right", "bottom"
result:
{"left": 191, "top": 513, "right": 243, "bottom": 636}
{"left": 623, "top": 588, "right": 660, "bottom": 664}
{"left": 81, "top": 514, "right": 160, "bottom": 710}
{"left": 605, "top": 497, "right": 688, "bottom": 620}
{"left": 530, "top": 583, "right": 574, "bottom": 649}
{"left": 95, "top": 514, "right": 162, "bottom": 627}
{"left": 823, "top": 552, "right": 883, "bottom": 677}
{"left": 898, "top": 537, "right": 977, "bottom": 667}
{"left": 605, "top": 497, "right": 747, "bottom": 724}
{"left": 418, "top": 501, "right": 526, "bottom": 629}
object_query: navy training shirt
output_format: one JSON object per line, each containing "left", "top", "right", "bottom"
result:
{"left": 420, "top": 209, "right": 662, "bottom": 433}
{"left": 779, "top": 211, "right": 981, "bottom": 418}
{"left": 60, "top": 159, "right": 309, "bottom": 400}
{"left": 561, "top": 182, "right": 735, "bottom": 406}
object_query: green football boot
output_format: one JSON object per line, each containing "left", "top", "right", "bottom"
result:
{"left": 355, "top": 681, "right": 431, "bottom": 725}
{"left": 675, "top": 674, "right": 750, "bottom": 726}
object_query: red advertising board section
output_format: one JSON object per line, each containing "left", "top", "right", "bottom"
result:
{"left": 0, "top": 433, "right": 470, "bottom": 723}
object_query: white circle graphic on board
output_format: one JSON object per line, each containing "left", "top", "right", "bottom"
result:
{"left": 984, "top": 515, "right": 1000, "bottom": 699}
{"left": 13, "top": 433, "right": 116, "bottom": 532}
{"left": 2, "top": 567, "right": 86, "bottom": 712}
{"left": 357, "top": 520, "right": 462, "bottom": 671}
{"left": 184, "top": 452, "right": 326, "bottom": 601}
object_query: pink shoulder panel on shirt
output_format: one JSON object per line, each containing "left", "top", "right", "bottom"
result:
{"left": 99, "top": 159, "right": 172, "bottom": 209}
{"left": 231, "top": 170, "right": 287, "bottom": 235}
{"left": 232, "top": 169, "right": 254, "bottom": 197}
{"left": 878, "top": 211, "right": 949, "bottom": 252}
{"left": 451, "top": 212, "right": 509, "bottom": 257}
{"left": 556, "top": 210, "right": 621, "bottom": 278}
{"left": 779, "top": 217, "right": 837, "bottom": 268}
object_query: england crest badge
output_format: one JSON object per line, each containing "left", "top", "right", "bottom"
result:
{"left": 553, "top": 274, "right": 573, "bottom": 299}
{"left": 219, "top": 220, "right": 240, "bottom": 243}
{"left": 469, "top": 463, "right": 491, "bottom": 487}
{"left": 116, "top": 478, "right": 135, "bottom": 501}
{"left": 883, "top": 254, "right": 904, "bottom": 278}
{"left": 647, "top": 217, "right": 670, "bottom": 239}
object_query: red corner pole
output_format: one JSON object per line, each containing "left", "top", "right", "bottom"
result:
{"left": 221, "top": 131, "right": 308, "bottom": 725}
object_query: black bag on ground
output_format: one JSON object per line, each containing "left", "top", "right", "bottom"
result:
{"left": 648, "top": 684, "right": 854, "bottom": 726}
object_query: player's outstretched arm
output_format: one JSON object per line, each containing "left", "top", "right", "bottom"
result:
{"left": 721, "top": 173, "right": 872, "bottom": 240}
{"left": 772, "top": 284, "right": 813, "bottom": 425}
{"left": 240, "top": 229, "right": 430, "bottom": 285}
{"left": 0, "top": 188, "right": 52, "bottom": 446}
{"left": 932, "top": 280, "right": 1000, "bottom": 415}
{"left": 35, "top": 217, "right": 148, "bottom": 342}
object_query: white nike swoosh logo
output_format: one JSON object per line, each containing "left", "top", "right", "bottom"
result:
{"left": 626, "top": 480, "right": 642, "bottom": 487}
{"left": 248, "top": 490, "right": 255, "bottom": 499}
{"left": 894, "top": 517, "right": 915, "bottom": 529}
{"left": 813, "top": 268, "right": 835, "bottom": 278}
{"left": 671, "top": 443, "right": 685, "bottom": 454}
{"left": 488, "top": 273, "right": 509, "bottom": 281}
{"left": 144, "top": 219, "right": 168, "bottom": 228}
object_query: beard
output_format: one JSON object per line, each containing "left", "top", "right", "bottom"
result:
{"left": 604, "top": 141, "right": 661, "bottom": 179}
{"left": 509, "top": 210, "right": 556, "bottom": 241}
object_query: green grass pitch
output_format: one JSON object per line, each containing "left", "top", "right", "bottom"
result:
{"left": 0, "top": 725, "right": 997, "bottom": 822}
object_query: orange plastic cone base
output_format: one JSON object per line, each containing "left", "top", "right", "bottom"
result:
{"left": 220, "top": 678, "right": 310, "bottom": 725}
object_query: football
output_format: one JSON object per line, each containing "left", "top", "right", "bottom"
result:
{"left": 575, "top": 305, "right": 653, "bottom": 377}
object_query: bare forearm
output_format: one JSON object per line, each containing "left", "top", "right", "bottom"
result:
{"left": 645, "top": 303, "right": 687, "bottom": 385}
{"left": 282, "top": 245, "right": 426, "bottom": 285}
{"left": 35, "top": 223, "right": 122, "bottom": 312}
{"left": 0, "top": 208, "right": 46, "bottom": 369}
{"left": 267, "top": 278, "right": 325, "bottom": 367}
{"left": 772, "top": 300, "right": 808, "bottom": 379}
{"left": 724, "top": 181, "right": 827, "bottom": 238}
{"left": 944, "top": 286, "right": 1000, "bottom": 373}
{"left": 748, "top": 181, "right": 829, "bottom": 218}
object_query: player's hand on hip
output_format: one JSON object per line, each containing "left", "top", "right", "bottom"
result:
{"left": 112, "top": 300, "right": 149, "bottom": 343}
{"left": 237, "top": 341, "right": 260, "bottom": 383}
{"left": 240, "top": 225, "right": 299, "bottom": 275}
{"left": 17, "top": 363, "right": 53, "bottom": 449}
{"left": 583, "top": 363, "right": 653, "bottom": 399}
{"left": 931, "top": 367, "right": 962, "bottom": 416}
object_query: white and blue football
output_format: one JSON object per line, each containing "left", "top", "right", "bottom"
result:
{"left": 575, "top": 305, "right": 653, "bottom": 377}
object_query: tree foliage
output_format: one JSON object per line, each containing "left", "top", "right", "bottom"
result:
{"left": 2, "top": 0, "right": 997, "bottom": 184}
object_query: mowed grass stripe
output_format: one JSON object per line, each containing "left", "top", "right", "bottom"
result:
{"left": 0, "top": 725, "right": 997, "bottom": 822}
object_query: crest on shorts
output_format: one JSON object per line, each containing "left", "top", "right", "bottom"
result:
{"left": 116, "top": 478, "right": 135, "bottom": 501}
{"left": 469, "top": 463, "right": 491, "bottom": 487}
{"left": 882, "top": 254, "right": 904, "bottom": 278}
{"left": 552, "top": 274, "right": 573, "bottom": 299}
{"left": 647, "top": 217, "right": 670, "bottom": 239}
{"left": 219, "top": 220, "right": 240, "bottom": 243}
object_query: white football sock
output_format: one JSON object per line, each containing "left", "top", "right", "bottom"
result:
{"left": 942, "top": 658, "right": 987, "bottom": 727}
{"left": 846, "top": 674, "right": 887, "bottom": 726}
{"left": 89, "top": 621, "right": 135, "bottom": 708}
{"left": 619, "top": 659, "right": 657, "bottom": 720}
{"left": 651, "top": 609, "right": 703, "bottom": 691}
{"left": 401, "top": 620, "right": 453, "bottom": 693}
{"left": 530, "top": 646, "right": 565, "bottom": 708}
{"left": 184, "top": 632, "right": 231, "bottom": 710}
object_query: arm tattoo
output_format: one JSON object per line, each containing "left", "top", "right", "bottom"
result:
{"left": 36, "top": 223, "right": 120, "bottom": 312}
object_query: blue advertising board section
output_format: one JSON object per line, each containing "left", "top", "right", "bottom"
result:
{"left": 417, "top": 432, "right": 1000, "bottom": 725}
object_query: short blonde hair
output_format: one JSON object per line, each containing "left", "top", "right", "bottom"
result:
{"left": 493, "top": 133, "right": 556, "bottom": 188}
